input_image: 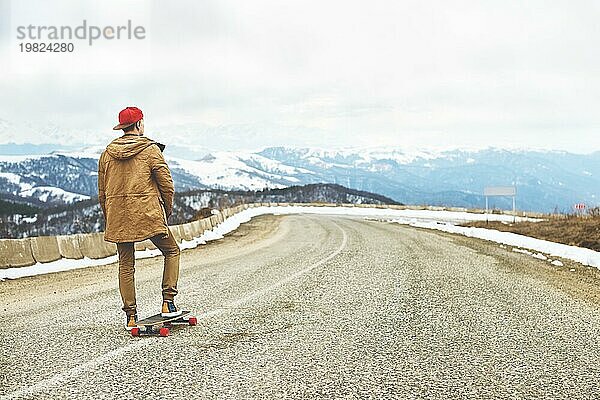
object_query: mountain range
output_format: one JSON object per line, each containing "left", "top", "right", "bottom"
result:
{"left": 1, "top": 145, "right": 599, "bottom": 213}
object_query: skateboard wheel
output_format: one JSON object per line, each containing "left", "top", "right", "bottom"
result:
{"left": 188, "top": 317, "right": 198, "bottom": 326}
{"left": 159, "top": 327, "right": 170, "bottom": 337}
{"left": 131, "top": 328, "right": 140, "bottom": 337}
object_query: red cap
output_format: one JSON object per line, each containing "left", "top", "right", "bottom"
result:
{"left": 113, "top": 106, "right": 143, "bottom": 130}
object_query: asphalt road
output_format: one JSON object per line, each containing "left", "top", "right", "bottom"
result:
{"left": 2, "top": 214, "right": 600, "bottom": 399}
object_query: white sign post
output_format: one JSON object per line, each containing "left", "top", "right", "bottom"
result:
{"left": 484, "top": 186, "right": 517, "bottom": 217}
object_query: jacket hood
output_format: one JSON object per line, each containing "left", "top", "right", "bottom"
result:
{"left": 105, "top": 135, "right": 165, "bottom": 160}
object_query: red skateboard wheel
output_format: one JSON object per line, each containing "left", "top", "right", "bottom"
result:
{"left": 188, "top": 317, "right": 198, "bottom": 326}
{"left": 131, "top": 328, "right": 140, "bottom": 337}
{"left": 159, "top": 327, "right": 170, "bottom": 337}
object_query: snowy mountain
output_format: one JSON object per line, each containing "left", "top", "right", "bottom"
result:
{"left": 169, "top": 151, "right": 319, "bottom": 191}
{"left": 258, "top": 147, "right": 600, "bottom": 213}
{"left": 0, "top": 154, "right": 98, "bottom": 206}
{"left": 1, "top": 145, "right": 599, "bottom": 212}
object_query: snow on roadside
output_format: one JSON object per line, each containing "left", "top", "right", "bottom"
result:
{"left": 0, "top": 205, "right": 540, "bottom": 281}
{"left": 393, "top": 219, "right": 595, "bottom": 269}
{"left": 19, "top": 186, "right": 90, "bottom": 203}
{"left": 0, "top": 206, "right": 261, "bottom": 280}
{"left": 0, "top": 256, "right": 118, "bottom": 280}
{"left": 257, "top": 205, "right": 537, "bottom": 224}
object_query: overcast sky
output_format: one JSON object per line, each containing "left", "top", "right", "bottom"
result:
{"left": 0, "top": 0, "right": 599, "bottom": 153}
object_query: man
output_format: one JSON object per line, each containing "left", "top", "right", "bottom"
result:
{"left": 98, "top": 106, "right": 183, "bottom": 330}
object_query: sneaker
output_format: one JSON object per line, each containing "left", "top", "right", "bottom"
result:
{"left": 161, "top": 300, "right": 183, "bottom": 317}
{"left": 125, "top": 314, "right": 138, "bottom": 331}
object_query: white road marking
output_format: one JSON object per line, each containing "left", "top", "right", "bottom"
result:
{"left": 1, "top": 221, "right": 347, "bottom": 399}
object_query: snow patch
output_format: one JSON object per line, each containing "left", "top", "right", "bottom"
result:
{"left": 19, "top": 186, "right": 90, "bottom": 203}
{"left": 512, "top": 248, "right": 532, "bottom": 255}
{"left": 22, "top": 215, "right": 37, "bottom": 223}
{"left": 0, "top": 154, "right": 47, "bottom": 163}
{"left": 0, "top": 172, "right": 20, "bottom": 184}
{"left": 170, "top": 154, "right": 297, "bottom": 191}
{"left": 0, "top": 256, "right": 118, "bottom": 280}
{"left": 0, "top": 172, "right": 33, "bottom": 191}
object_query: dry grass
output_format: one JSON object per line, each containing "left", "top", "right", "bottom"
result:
{"left": 463, "top": 215, "right": 600, "bottom": 251}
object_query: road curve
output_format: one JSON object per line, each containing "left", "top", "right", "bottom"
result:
{"left": 1, "top": 214, "right": 600, "bottom": 399}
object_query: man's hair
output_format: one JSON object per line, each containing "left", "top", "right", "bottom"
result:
{"left": 122, "top": 122, "right": 138, "bottom": 133}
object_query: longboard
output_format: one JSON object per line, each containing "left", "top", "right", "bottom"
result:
{"left": 131, "top": 310, "right": 197, "bottom": 337}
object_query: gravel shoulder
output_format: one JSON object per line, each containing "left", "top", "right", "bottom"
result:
{"left": 431, "top": 227, "right": 600, "bottom": 306}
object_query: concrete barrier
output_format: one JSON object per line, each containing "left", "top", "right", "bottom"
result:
{"left": 1, "top": 206, "right": 249, "bottom": 268}
{"left": 29, "top": 235, "right": 61, "bottom": 263}
{"left": 181, "top": 223, "right": 194, "bottom": 241}
{"left": 201, "top": 218, "right": 212, "bottom": 232}
{"left": 170, "top": 225, "right": 184, "bottom": 243}
{"left": 57, "top": 234, "right": 84, "bottom": 259}
{"left": 427, "top": 206, "right": 445, "bottom": 211}
{"left": 79, "top": 233, "right": 117, "bottom": 259}
{"left": 105, "top": 241, "right": 117, "bottom": 255}
{"left": 0, "top": 238, "right": 35, "bottom": 268}
{"left": 134, "top": 239, "right": 156, "bottom": 251}
{"left": 189, "top": 220, "right": 203, "bottom": 237}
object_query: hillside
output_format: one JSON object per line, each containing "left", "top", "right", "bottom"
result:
{"left": 0, "top": 183, "right": 396, "bottom": 239}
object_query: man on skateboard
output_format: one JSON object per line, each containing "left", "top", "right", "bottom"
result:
{"left": 98, "top": 106, "right": 183, "bottom": 330}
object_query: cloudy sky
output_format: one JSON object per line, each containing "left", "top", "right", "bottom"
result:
{"left": 0, "top": 0, "right": 598, "bottom": 153}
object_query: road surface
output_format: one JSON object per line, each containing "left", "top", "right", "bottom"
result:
{"left": 2, "top": 214, "right": 600, "bottom": 399}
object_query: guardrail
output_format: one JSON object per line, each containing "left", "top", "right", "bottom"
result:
{"left": 0, "top": 202, "right": 546, "bottom": 270}
{"left": 0, "top": 203, "right": 251, "bottom": 269}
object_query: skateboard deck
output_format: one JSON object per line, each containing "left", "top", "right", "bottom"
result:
{"left": 131, "top": 310, "right": 197, "bottom": 337}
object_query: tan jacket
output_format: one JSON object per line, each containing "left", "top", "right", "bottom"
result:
{"left": 98, "top": 134, "right": 174, "bottom": 243}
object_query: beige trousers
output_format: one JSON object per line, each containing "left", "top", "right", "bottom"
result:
{"left": 117, "top": 228, "right": 180, "bottom": 315}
